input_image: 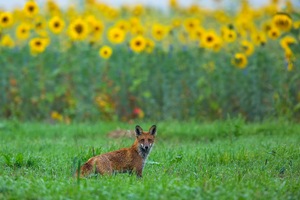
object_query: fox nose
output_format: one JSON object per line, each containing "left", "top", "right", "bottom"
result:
{"left": 145, "top": 146, "right": 149, "bottom": 150}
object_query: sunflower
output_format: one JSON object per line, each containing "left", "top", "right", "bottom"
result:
{"left": 280, "top": 35, "right": 297, "bottom": 49}
{"left": 132, "top": 5, "right": 144, "bottom": 16}
{"left": 252, "top": 32, "right": 267, "bottom": 46}
{"left": 222, "top": 28, "right": 237, "bottom": 43}
{"left": 115, "top": 20, "right": 130, "bottom": 32}
{"left": 107, "top": 27, "right": 125, "bottom": 44}
{"left": 0, "top": 12, "right": 14, "bottom": 28}
{"left": 241, "top": 40, "right": 254, "bottom": 56}
{"left": 1, "top": 34, "right": 15, "bottom": 48}
{"left": 99, "top": 45, "right": 113, "bottom": 59}
{"left": 152, "top": 24, "right": 169, "bottom": 41}
{"left": 16, "top": 23, "right": 31, "bottom": 40}
{"left": 169, "top": 0, "right": 178, "bottom": 9}
{"left": 130, "top": 35, "right": 146, "bottom": 53}
{"left": 130, "top": 25, "right": 145, "bottom": 36}
{"left": 189, "top": 26, "right": 204, "bottom": 41}
{"left": 145, "top": 38, "right": 155, "bottom": 53}
{"left": 267, "top": 26, "right": 280, "bottom": 39}
{"left": 24, "top": 1, "right": 39, "bottom": 17}
{"left": 232, "top": 53, "right": 248, "bottom": 69}
{"left": 201, "top": 30, "right": 219, "bottom": 49}
{"left": 48, "top": 16, "right": 65, "bottom": 34}
{"left": 90, "top": 19, "right": 104, "bottom": 37}
{"left": 29, "top": 37, "right": 49, "bottom": 55}
{"left": 68, "top": 18, "right": 89, "bottom": 41}
{"left": 183, "top": 18, "right": 200, "bottom": 32}
{"left": 272, "top": 12, "right": 293, "bottom": 32}
{"left": 171, "top": 18, "right": 181, "bottom": 29}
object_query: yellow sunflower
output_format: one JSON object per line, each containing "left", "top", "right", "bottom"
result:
{"left": 232, "top": 53, "right": 248, "bottom": 69}
{"left": 24, "top": 1, "right": 39, "bottom": 17}
{"left": 183, "top": 18, "right": 200, "bottom": 32}
{"left": 68, "top": 18, "right": 89, "bottom": 41}
{"left": 201, "top": 30, "right": 219, "bottom": 49}
{"left": 222, "top": 28, "right": 237, "bottom": 43}
{"left": 49, "top": 16, "right": 65, "bottom": 34}
{"left": 29, "top": 37, "right": 49, "bottom": 55}
{"left": 0, "top": 12, "right": 14, "bottom": 28}
{"left": 252, "top": 32, "right": 267, "bottom": 46}
{"left": 272, "top": 12, "right": 293, "bottom": 32}
{"left": 130, "top": 35, "right": 146, "bottom": 53}
{"left": 280, "top": 35, "right": 297, "bottom": 49}
{"left": 145, "top": 38, "right": 155, "bottom": 53}
{"left": 107, "top": 27, "right": 125, "bottom": 44}
{"left": 1, "top": 34, "right": 15, "bottom": 48}
{"left": 267, "top": 26, "right": 280, "bottom": 39}
{"left": 16, "top": 23, "right": 31, "bottom": 40}
{"left": 152, "top": 24, "right": 169, "bottom": 41}
{"left": 241, "top": 40, "right": 254, "bottom": 56}
{"left": 90, "top": 19, "right": 104, "bottom": 37}
{"left": 115, "top": 20, "right": 130, "bottom": 32}
{"left": 189, "top": 26, "right": 204, "bottom": 41}
{"left": 99, "top": 45, "right": 113, "bottom": 59}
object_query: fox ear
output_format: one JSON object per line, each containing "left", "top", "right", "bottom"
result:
{"left": 135, "top": 125, "right": 143, "bottom": 136}
{"left": 149, "top": 125, "right": 157, "bottom": 135}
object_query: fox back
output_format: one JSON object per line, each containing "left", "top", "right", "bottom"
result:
{"left": 77, "top": 125, "right": 157, "bottom": 178}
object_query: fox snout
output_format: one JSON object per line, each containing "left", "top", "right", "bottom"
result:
{"left": 140, "top": 143, "right": 152, "bottom": 151}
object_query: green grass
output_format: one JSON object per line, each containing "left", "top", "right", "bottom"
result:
{"left": 0, "top": 120, "right": 299, "bottom": 199}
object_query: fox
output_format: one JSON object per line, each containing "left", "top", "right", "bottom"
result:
{"left": 76, "top": 125, "right": 157, "bottom": 178}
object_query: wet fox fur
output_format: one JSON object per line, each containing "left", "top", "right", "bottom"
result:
{"left": 76, "top": 125, "right": 157, "bottom": 178}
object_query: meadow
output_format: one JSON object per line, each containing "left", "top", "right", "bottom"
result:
{"left": 1, "top": 1, "right": 300, "bottom": 199}
{"left": 0, "top": 120, "right": 300, "bottom": 199}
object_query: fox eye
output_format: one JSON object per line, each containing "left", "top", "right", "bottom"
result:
{"left": 140, "top": 139, "right": 145, "bottom": 143}
{"left": 148, "top": 139, "right": 152, "bottom": 143}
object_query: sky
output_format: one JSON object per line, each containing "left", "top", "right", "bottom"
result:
{"left": 0, "top": 0, "right": 299, "bottom": 11}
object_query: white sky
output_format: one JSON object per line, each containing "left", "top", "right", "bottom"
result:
{"left": 0, "top": 0, "right": 299, "bottom": 10}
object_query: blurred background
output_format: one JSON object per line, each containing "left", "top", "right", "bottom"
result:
{"left": 1, "top": 0, "right": 300, "bottom": 10}
{"left": 0, "top": 0, "right": 299, "bottom": 123}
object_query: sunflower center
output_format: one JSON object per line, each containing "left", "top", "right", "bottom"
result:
{"left": 36, "top": 22, "right": 42, "bottom": 28}
{"left": 156, "top": 30, "right": 162, "bottom": 35}
{"left": 135, "top": 41, "right": 141, "bottom": 46}
{"left": 114, "top": 33, "right": 119, "bottom": 39}
{"left": 103, "top": 50, "right": 108, "bottom": 55}
{"left": 235, "top": 57, "right": 243, "bottom": 64}
{"left": 189, "top": 23, "right": 194, "bottom": 28}
{"left": 2, "top": 16, "right": 8, "bottom": 23}
{"left": 207, "top": 36, "right": 213, "bottom": 42}
{"left": 35, "top": 41, "right": 42, "bottom": 46}
{"left": 74, "top": 24, "right": 83, "bottom": 34}
{"left": 243, "top": 45, "right": 249, "bottom": 51}
{"left": 28, "top": 6, "right": 35, "bottom": 12}
{"left": 21, "top": 29, "right": 26, "bottom": 33}
{"left": 54, "top": 22, "right": 60, "bottom": 28}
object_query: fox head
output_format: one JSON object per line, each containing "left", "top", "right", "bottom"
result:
{"left": 135, "top": 125, "right": 157, "bottom": 158}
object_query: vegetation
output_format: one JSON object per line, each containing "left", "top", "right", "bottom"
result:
{"left": 0, "top": 120, "right": 299, "bottom": 199}
{"left": 0, "top": 0, "right": 300, "bottom": 122}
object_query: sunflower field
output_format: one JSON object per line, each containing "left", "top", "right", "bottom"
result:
{"left": 0, "top": 0, "right": 300, "bottom": 122}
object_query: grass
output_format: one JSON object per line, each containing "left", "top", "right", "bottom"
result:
{"left": 0, "top": 120, "right": 299, "bottom": 199}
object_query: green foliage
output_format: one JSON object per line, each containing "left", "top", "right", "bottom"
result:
{"left": 1, "top": 42, "right": 300, "bottom": 121}
{"left": 0, "top": 121, "right": 299, "bottom": 199}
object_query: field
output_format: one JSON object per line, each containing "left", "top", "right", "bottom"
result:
{"left": 1, "top": 1, "right": 300, "bottom": 199}
{"left": 0, "top": 120, "right": 299, "bottom": 199}
{"left": 1, "top": 1, "right": 300, "bottom": 122}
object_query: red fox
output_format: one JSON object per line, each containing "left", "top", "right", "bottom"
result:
{"left": 77, "top": 125, "right": 157, "bottom": 178}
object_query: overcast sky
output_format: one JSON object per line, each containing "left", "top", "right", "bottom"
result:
{"left": 0, "top": 0, "right": 299, "bottom": 11}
